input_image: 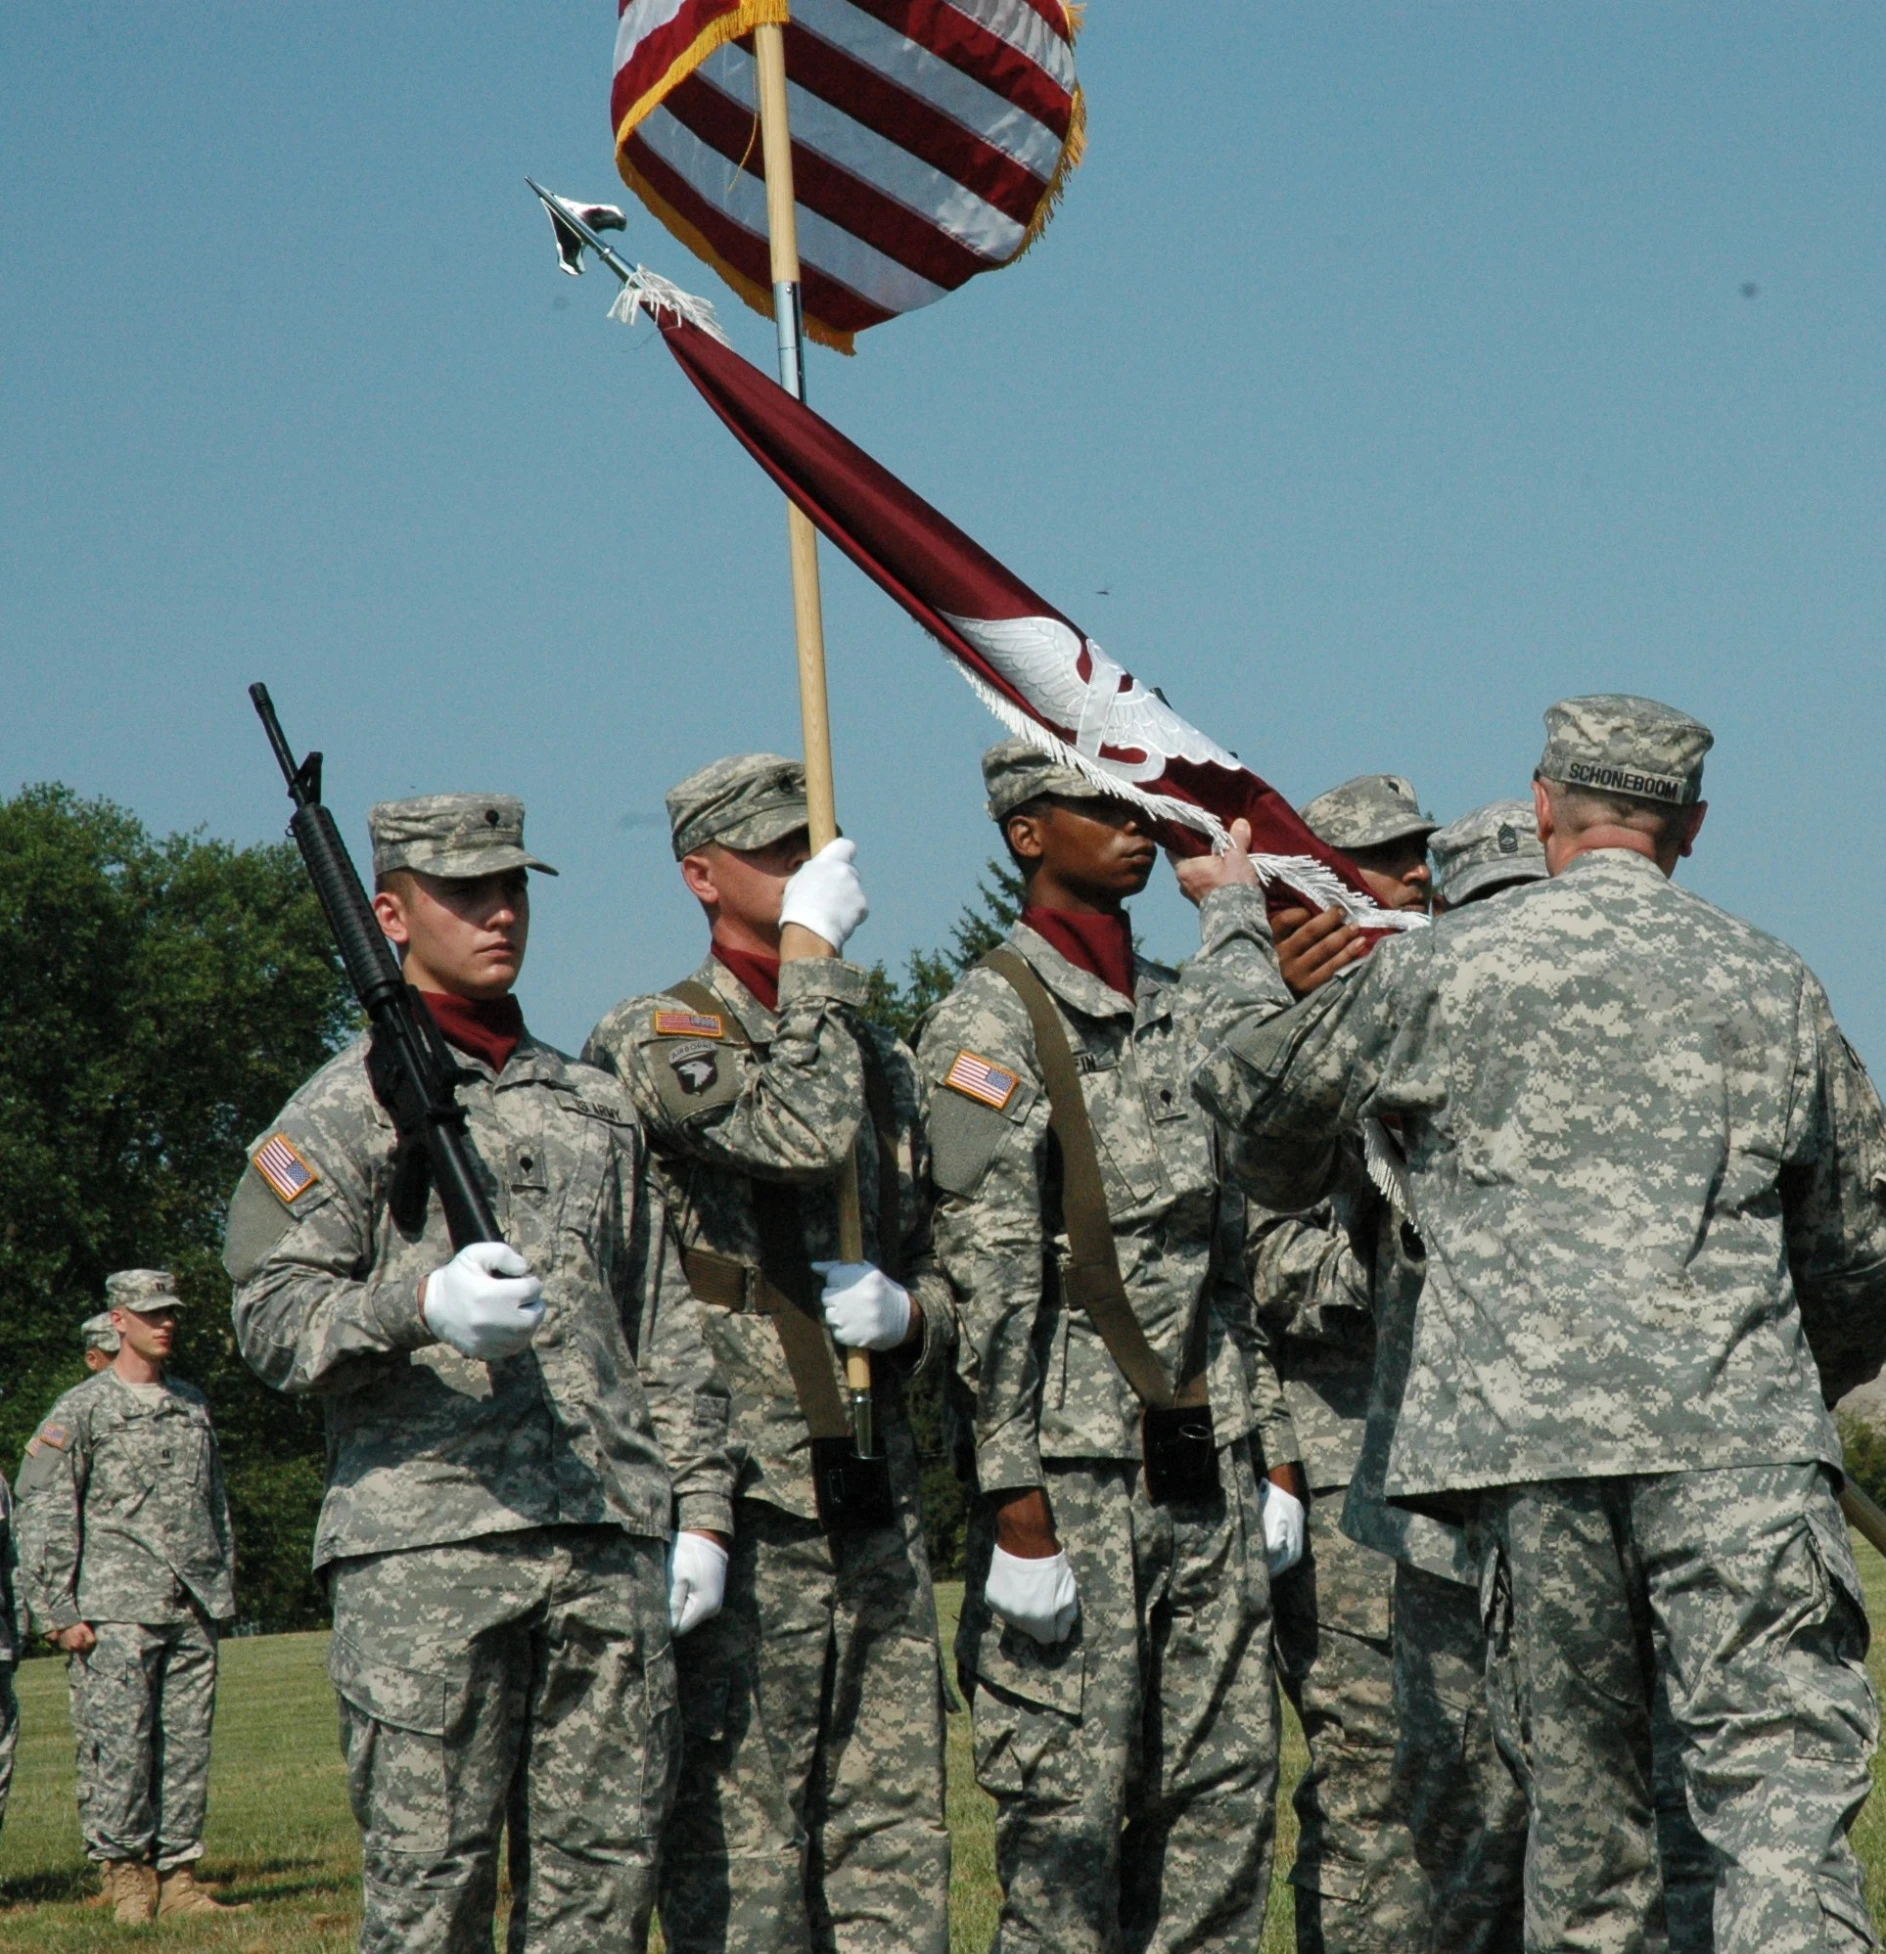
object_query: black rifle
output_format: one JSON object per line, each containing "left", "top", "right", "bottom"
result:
{"left": 250, "top": 683, "right": 501, "bottom": 1250}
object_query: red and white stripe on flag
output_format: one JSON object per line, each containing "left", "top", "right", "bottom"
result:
{"left": 611, "top": 0, "right": 1085, "bottom": 352}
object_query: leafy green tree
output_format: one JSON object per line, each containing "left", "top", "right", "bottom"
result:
{"left": 864, "top": 861, "right": 1024, "bottom": 1579}
{"left": 0, "top": 786, "right": 353, "bottom": 1632}
{"left": 1838, "top": 1411, "right": 1886, "bottom": 1513}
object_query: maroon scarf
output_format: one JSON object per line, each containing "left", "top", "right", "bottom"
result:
{"left": 712, "top": 944, "right": 782, "bottom": 1012}
{"left": 1022, "top": 906, "right": 1135, "bottom": 1001}
{"left": 420, "top": 991, "right": 525, "bottom": 1073}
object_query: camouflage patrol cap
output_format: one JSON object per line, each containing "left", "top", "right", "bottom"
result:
{"left": 1298, "top": 774, "right": 1438, "bottom": 852}
{"left": 1431, "top": 799, "right": 1548, "bottom": 907}
{"left": 982, "top": 738, "right": 1125, "bottom": 822}
{"left": 667, "top": 754, "right": 810, "bottom": 859}
{"left": 369, "top": 795, "right": 558, "bottom": 881}
{"left": 82, "top": 1312, "right": 121, "bottom": 1355}
{"left": 1537, "top": 695, "right": 1713, "bottom": 807}
{"left": 105, "top": 1269, "right": 184, "bottom": 1316}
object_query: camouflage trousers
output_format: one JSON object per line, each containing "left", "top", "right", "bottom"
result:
{"left": 1482, "top": 1463, "right": 1879, "bottom": 1954}
{"left": 1272, "top": 1488, "right": 1427, "bottom": 1953}
{"left": 958, "top": 1447, "right": 1279, "bottom": 1954}
{"left": 658, "top": 1490, "right": 950, "bottom": 1954}
{"left": 327, "top": 1525, "right": 675, "bottom": 1954}
{"left": 1392, "top": 1560, "right": 1528, "bottom": 1954}
{"left": 0, "top": 1663, "right": 16, "bottom": 1836}
{"left": 68, "top": 1611, "right": 219, "bottom": 1869}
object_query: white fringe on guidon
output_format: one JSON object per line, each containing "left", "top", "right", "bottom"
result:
{"left": 607, "top": 266, "right": 731, "bottom": 345}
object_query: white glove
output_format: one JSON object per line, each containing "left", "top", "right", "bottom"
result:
{"left": 986, "top": 1545, "right": 1080, "bottom": 1646}
{"left": 812, "top": 1260, "right": 912, "bottom": 1351}
{"left": 668, "top": 1531, "right": 729, "bottom": 1638}
{"left": 1259, "top": 1479, "right": 1307, "bottom": 1578}
{"left": 422, "top": 1241, "right": 545, "bottom": 1361}
{"left": 779, "top": 838, "right": 869, "bottom": 951}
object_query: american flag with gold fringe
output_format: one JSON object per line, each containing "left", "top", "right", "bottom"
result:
{"left": 611, "top": 0, "right": 1085, "bottom": 351}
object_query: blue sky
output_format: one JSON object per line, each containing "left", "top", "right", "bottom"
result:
{"left": 4, "top": 6, "right": 1882, "bottom": 1058}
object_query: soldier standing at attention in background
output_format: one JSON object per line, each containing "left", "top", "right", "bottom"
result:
{"left": 227, "top": 795, "right": 732, "bottom": 1954}
{"left": 918, "top": 739, "right": 1304, "bottom": 1954}
{"left": 1194, "top": 698, "right": 1886, "bottom": 1954}
{"left": 14, "top": 1270, "right": 241, "bottom": 1923}
{"left": 0, "top": 1443, "right": 19, "bottom": 1846}
{"left": 80, "top": 1313, "right": 119, "bottom": 1372}
{"left": 1244, "top": 773, "right": 1436, "bottom": 1954}
{"left": 584, "top": 754, "right": 953, "bottom": 1954}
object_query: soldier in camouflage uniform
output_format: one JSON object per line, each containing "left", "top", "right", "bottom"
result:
{"left": 67, "top": 1311, "right": 122, "bottom": 1865}
{"left": 1250, "top": 774, "right": 1436, "bottom": 1954}
{"left": 227, "top": 794, "right": 732, "bottom": 1954}
{"left": 1334, "top": 800, "right": 1548, "bottom": 1954}
{"left": 583, "top": 753, "right": 952, "bottom": 1954}
{"left": 1193, "top": 698, "right": 1886, "bottom": 1954}
{"left": 0, "top": 1460, "right": 19, "bottom": 1842}
{"left": 15, "top": 1269, "right": 241, "bottom": 1923}
{"left": 917, "top": 740, "right": 1304, "bottom": 1954}
{"left": 82, "top": 1312, "right": 120, "bottom": 1371}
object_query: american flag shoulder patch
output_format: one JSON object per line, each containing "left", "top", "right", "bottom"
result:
{"left": 254, "top": 1132, "right": 319, "bottom": 1205}
{"left": 944, "top": 1050, "right": 1021, "bottom": 1112}
{"left": 34, "top": 1422, "right": 70, "bottom": 1452}
{"left": 653, "top": 1009, "right": 725, "bottom": 1040}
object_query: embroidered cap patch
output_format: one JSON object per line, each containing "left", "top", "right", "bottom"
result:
{"left": 254, "top": 1132, "right": 319, "bottom": 1205}
{"left": 945, "top": 1050, "right": 1020, "bottom": 1111}
{"left": 654, "top": 1010, "right": 725, "bottom": 1040}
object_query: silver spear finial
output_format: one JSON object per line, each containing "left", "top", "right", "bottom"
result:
{"left": 525, "top": 178, "right": 628, "bottom": 278}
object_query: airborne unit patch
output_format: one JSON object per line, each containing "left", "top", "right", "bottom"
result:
{"left": 254, "top": 1132, "right": 319, "bottom": 1205}
{"left": 671, "top": 1051, "right": 722, "bottom": 1096}
{"left": 654, "top": 1010, "right": 726, "bottom": 1040}
{"left": 944, "top": 1050, "right": 1020, "bottom": 1111}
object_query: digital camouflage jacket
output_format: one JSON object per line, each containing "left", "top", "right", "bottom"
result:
{"left": 584, "top": 954, "right": 954, "bottom": 1524}
{"left": 917, "top": 888, "right": 1297, "bottom": 1496}
{"left": 226, "top": 1030, "right": 732, "bottom": 1566}
{"left": 15, "top": 1371, "right": 235, "bottom": 1629}
{"left": 1196, "top": 849, "right": 1886, "bottom": 1498}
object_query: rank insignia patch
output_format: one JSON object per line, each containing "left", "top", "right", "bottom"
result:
{"left": 655, "top": 1010, "right": 725, "bottom": 1040}
{"left": 671, "top": 1052, "right": 721, "bottom": 1097}
{"left": 254, "top": 1132, "right": 319, "bottom": 1205}
{"left": 945, "top": 1050, "right": 1020, "bottom": 1111}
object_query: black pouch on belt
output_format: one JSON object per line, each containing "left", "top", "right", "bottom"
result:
{"left": 810, "top": 1436, "right": 897, "bottom": 1534}
{"left": 1141, "top": 1402, "right": 1219, "bottom": 1506}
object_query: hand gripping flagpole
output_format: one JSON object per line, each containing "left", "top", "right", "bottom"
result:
{"left": 527, "top": 138, "right": 879, "bottom": 1461}
{"left": 750, "top": 23, "right": 878, "bottom": 1463}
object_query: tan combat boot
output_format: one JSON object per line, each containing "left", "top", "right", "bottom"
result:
{"left": 106, "top": 1860, "right": 158, "bottom": 1924}
{"left": 155, "top": 1866, "right": 250, "bottom": 1916}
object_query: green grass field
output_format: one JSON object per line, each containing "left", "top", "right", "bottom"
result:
{"left": 5, "top": 1546, "right": 1886, "bottom": 1952}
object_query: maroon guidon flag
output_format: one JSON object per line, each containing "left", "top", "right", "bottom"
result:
{"left": 634, "top": 296, "right": 1414, "bottom": 931}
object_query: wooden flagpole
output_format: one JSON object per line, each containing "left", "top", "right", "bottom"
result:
{"left": 753, "top": 21, "right": 876, "bottom": 1457}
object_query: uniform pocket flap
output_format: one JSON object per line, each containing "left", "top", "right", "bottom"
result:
{"left": 326, "top": 1631, "right": 465, "bottom": 1736}
{"left": 973, "top": 1621, "right": 1086, "bottom": 1717}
